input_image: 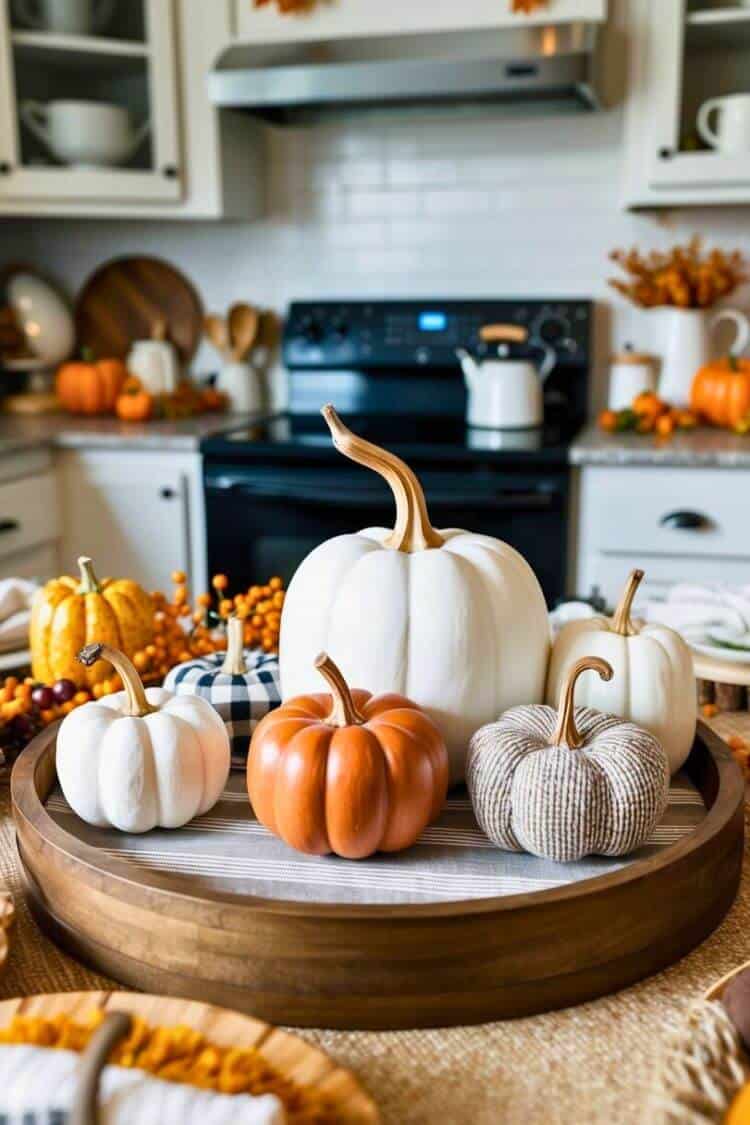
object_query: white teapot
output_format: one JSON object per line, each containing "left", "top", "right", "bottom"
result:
{"left": 457, "top": 324, "right": 556, "bottom": 429}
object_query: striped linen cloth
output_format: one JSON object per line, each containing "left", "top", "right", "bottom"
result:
{"left": 45, "top": 773, "right": 706, "bottom": 907}
{"left": 164, "top": 651, "right": 281, "bottom": 770}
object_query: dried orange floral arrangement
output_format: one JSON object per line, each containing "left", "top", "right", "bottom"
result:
{"left": 254, "top": 0, "right": 313, "bottom": 11}
{"left": 608, "top": 237, "right": 747, "bottom": 309}
{"left": 0, "top": 1011, "right": 338, "bottom": 1124}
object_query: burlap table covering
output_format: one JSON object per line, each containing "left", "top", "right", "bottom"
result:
{"left": 0, "top": 713, "right": 748, "bottom": 1125}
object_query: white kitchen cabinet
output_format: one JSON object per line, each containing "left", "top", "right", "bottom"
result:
{"left": 575, "top": 465, "right": 750, "bottom": 604}
{"left": 234, "top": 0, "right": 607, "bottom": 43}
{"left": 623, "top": 0, "right": 750, "bottom": 208}
{"left": 0, "top": 0, "right": 263, "bottom": 219}
{"left": 0, "top": 447, "right": 60, "bottom": 580}
{"left": 58, "top": 450, "right": 207, "bottom": 595}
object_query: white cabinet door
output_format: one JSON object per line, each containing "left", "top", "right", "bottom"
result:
{"left": 234, "top": 0, "right": 607, "bottom": 44}
{"left": 59, "top": 452, "right": 195, "bottom": 594}
{"left": 0, "top": 0, "right": 181, "bottom": 203}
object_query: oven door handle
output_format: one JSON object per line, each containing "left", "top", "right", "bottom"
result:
{"left": 209, "top": 478, "right": 559, "bottom": 510}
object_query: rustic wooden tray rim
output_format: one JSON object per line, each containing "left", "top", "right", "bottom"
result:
{"left": 11, "top": 721, "right": 743, "bottom": 921}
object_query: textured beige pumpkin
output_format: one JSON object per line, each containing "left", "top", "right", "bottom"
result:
{"left": 467, "top": 656, "right": 670, "bottom": 862}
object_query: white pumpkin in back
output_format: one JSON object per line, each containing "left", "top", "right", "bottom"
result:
{"left": 546, "top": 569, "right": 696, "bottom": 775}
{"left": 57, "top": 643, "right": 230, "bottom": 833}
{"left": 279, "top": 406, "right": 550, "bottom": 783}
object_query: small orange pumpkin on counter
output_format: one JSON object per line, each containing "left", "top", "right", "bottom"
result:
{"left": 56, "top": 355, "right": 127, "bottom": 415}
{"left": 247, "top": 652, "right": 449, "bottom": 859}
{"left": 115, "top": 377, "right": 153, "bottom": 422}
{"left": 691, "top": 354, "right": 750, "bottom": 429}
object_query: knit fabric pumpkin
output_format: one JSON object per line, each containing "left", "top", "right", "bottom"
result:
{"left": 467, "top": 656, "right": 670, "bottom": 862}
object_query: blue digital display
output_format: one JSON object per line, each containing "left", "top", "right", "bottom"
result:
{"left": 418, "top": 311, "right": 448, "bottom": 333}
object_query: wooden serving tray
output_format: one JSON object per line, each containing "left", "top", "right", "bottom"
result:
{"left": 0, "top": 991, "right": 378, "bottom": 1123}
{"left": 11, "top": 722, "right": 744, "bottom": 1031}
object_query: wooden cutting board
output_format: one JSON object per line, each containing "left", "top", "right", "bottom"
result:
{"left": 0, "top": 991, "right": 379, "bottom": 1124}
{"left": 75, "top": 256, "right": 204, "bottom": 366}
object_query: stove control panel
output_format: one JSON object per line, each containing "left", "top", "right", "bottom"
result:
{"left": 284, "top": 300, "right": 592, "bottom": 370}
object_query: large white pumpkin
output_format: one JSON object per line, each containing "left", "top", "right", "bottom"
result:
{"left": 57, "top": 643, "right": 230, "bottom": 832}
{"left": 546, "top": 569, "right": 696, "bottom": 775}
{"left": 280, "top": 406, "right": 550, "bottom": 782}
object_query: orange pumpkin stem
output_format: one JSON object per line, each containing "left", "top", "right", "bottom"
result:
{"left": 314, "top": 652, "right": 363, "bottom": 727}
{"left": 78, "top": 642, "right": 157, "bottom": 718}
{"left": 552, "top": 656, "right": 613, "bottom": 750}
{"left": 610, "top": 569, "right": 644, "bottom": 637}
{"left": 221, "top": 615, "right": 248, "bottom": 676}
{"left": 321, "top": 404, "right": 445, "bottom": 554}
{"left": 77, "top": 556, "right": 102, "bottom": 596}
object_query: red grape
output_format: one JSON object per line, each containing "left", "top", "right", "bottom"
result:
{"left": 31, "top": 685, "right": 54, "bottom": 710}
{"left": 52, "top": 679, "right": 76, "bottom": 704}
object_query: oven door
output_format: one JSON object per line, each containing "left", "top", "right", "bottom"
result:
{"left": 204, "top": 462, "right": 568, "bottom": 604}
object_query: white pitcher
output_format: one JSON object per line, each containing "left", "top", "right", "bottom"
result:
{"left": 653, "top": 306, "right": 750, "bottom": 406}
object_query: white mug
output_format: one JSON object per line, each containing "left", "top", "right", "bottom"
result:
{"left": 20, "top": 100, "right": 149, "bottom": 167}
{"left": 697, "top": 94, "right": 750, "bottom": 155}
{"left": 13, "top": 0, "right": 115, "bottom": 34}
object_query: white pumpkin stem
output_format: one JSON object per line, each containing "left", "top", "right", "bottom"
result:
{"left": 315, "top": 652, "right": 363, "bottom": 727}
{"left": 552, "top": 656, "right": 613, "bottom": 750}
{"left": 321, "top": 404, "right": 444, "bottom": 554}
{"left": 77, "top": 555, "right": 102, "bottom": 595}
{"left": 221, "top": 615, "right": 248, "bottom": 675}
{"left": 610, "top": 569, "right": 644, "bottom": 637}
{"left": 78, "top": 643, "right": 157, "bottom": 718}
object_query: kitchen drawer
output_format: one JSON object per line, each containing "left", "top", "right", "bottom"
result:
{"left": 0, "top": 471, "right": 59, "bottom": 562}
{"left": 581, "top": 551, "right": 750, "bottom": 609}
{"left": 581, "top": 466, "right": 750, "bottom": 560}
{"left": 0, "top": 542, "right": 58, "bottom": 582}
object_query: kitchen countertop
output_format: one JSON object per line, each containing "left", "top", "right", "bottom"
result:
{"left": 570, "top": 422, "right": 750, "bottom": 467}
{"left": 0, "top": 411, "right": 259, "bottom": 454}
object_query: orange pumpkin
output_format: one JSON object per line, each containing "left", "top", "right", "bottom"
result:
{"left": 247, "top": 653, "right": 449, "bottom": 859}
{"left": 56, "top": 357, "right": 127, "bottom": 416}
{"left": 691, "top": 355, "right": 750, "bottom": 428}
{"left": 115, "top": 381, "right": 153, "bottom": 422}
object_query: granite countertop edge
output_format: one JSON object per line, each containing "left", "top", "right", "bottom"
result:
{"left": 0, "top": 412, "right": 262, "bottom": 455}
{"left": 570, "top": 423, "right": 750, "bottom": 468}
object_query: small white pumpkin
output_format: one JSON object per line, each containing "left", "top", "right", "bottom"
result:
{"left": 280, "top": 406, "right": 550, "bottom": 783}
{"left": 545, "top": 569, "right": 696, "bottom": 775}
{"left": 57, "top": 643, "right": 230, "bottom": 833}
{"left": 467, "top": 656, "right": 670, "bottom": 862}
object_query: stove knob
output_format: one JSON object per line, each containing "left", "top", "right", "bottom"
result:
{"left": 329, "top": 317, "right": 349, "bottom": 343}
{"left": 300, "top": 315, "right": 324, "bottom": 344}
{"left": 536, "top": 315, "right": 570, "bottom": 345}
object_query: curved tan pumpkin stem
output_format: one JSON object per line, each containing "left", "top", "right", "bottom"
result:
{"left": 221, "top": 615, "right": 248, "bottom": 675}
{"left": 70, "top": 1011, "right": 132, "bottom": 1125}
{"left": 77, "top": 555, "right": 102, "bottom": 595}
{"left": 552, "top": 656, "right": 613, "bottom": 750}
{"left": 78, "top": 643, "right": 157, "bottom": 718}
{"left": 610, "top": 569, "right": 644, "bottom": 637}
{"left": 315, "top": 652, "right": 364, "bottom": 727}
{"left": 321, "top": 404, "right": 444, "bottom": 554}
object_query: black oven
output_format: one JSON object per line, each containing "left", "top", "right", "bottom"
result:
{"left": 204, "top": 460, "right": 570, "bottom": 605}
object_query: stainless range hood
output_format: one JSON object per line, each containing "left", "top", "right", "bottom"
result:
{"left": 209, "top": 23, "right": 602, "bottom": 124}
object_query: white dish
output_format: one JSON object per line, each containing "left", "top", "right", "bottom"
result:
{"left": 706, "top": 625, "right": 750, "bottom": 651}
{"left": 6, "top": 272, "right": 74, "bottom": 367}
{"left": 690, "top": 637, "right": 750, "bottom": 665}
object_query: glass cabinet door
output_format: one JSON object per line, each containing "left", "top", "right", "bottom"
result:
{"left": 0, "top": 0, "right": 181, "bottom": 202}
{"left": 647, "top": 0, "right": 750, "bottom": 192}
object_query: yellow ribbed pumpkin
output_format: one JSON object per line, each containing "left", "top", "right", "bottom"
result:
{"left": 30, "top": 556, "right": 154, "bottom": 687}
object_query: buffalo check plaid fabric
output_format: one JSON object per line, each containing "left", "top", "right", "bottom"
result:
{"left": 164, "top": 650, "right": 281, "bottom": 770}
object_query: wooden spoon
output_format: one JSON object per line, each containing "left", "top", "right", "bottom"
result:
{"left": 228, "top": 303, "right": 260, "bottom": 362}
{"left": 204, "top": 313, "right": 230, "bottom": 360}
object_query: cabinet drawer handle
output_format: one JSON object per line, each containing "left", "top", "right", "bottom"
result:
{"left": 0, "top": 519, "right": 19, "bottom": 534}
{"left": 659, "top": 510, "right": 711, "bottom": 531}
{"left": 0, "top": 162, "right": 12, "bottom": 175}
{"left": 160, "top": 487, "right": 176, "bottom": 500}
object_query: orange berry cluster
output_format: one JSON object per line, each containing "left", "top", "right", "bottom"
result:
{"left": 598, "top": 392, "right": 699, "bottom": 440}
{"left": 131, "top": 570, "right": 285, "bottom": 685}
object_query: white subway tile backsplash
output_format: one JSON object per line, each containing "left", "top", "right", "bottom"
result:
{"left": 10, "top": 102, "right": 750, "bottom": 417}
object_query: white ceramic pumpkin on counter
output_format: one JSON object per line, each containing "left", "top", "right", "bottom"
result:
{"left": 57, "top": 643, "right": 230, "bottom": 832}
{"left": 546, "top": 569, "right": 696, "bottom": 775}
{"left": 279, "top": 406, "right": 550, "bottom": 783}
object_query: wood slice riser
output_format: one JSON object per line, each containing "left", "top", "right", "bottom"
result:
{"left": 12, "top": 723, "right": 745, "bottom": 1030}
